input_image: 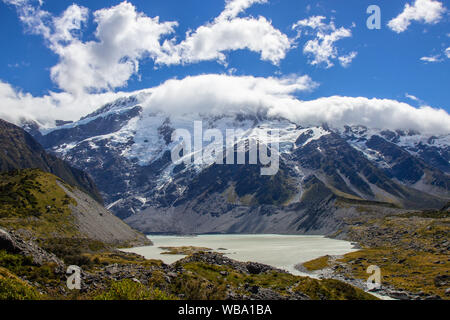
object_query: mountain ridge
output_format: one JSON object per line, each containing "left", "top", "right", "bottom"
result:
{"left": 0, "top": 119, "right": 103, "bottom": 204}
{"left": 21, "top": 95, "right": 450, "bottom": 234}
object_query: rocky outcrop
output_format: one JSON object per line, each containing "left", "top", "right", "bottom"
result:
{"left": 179, "top": 251, "right": 288, "bottom": 275}
{"left": 0, "top": 228, "right": 64, "bottom": 271}
{"left": 80, "top": 252, "right": 312, "bottom": 300}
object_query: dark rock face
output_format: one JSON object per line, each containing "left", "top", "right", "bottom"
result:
{"left": 343, "top": 127, "right": 450, "bottom": 197}
{"left": 0, "top": 119, "right": 103, "bottom": 204}
{"left": 294, "top": 133, "right": 395, "bottom": 198}
{"left": 246, "top": 262, "right": 274, "bottom": 275}
{"left": 379, "top": 130, "right": 450, "bottom": 174}
{"left": 366, "top": 135, "right": 444, "bottom": 186}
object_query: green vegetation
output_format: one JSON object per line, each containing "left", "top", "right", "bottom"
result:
{"left": 0, "top": 250, "right": 60, "bottom": 295}
{"left": 0, "top": 267, "right": 41, "bottom": 300}
{"left": 94, "top": 279, "right": 175, "bottom": 300}
{"left": 338, "top": 248, "right": 449, "bottom": 297}
{"left": 302, "top": 255, "right": 330, "bottom": 271}
{"left": 178, "top": 260, "right": 376, "bottom": 300}
{"left": 0, "top": 169, "right": 79, "bottom": 239}
{"left": 0, "top": 119, "right": 103, "bottom": 203}
{"left": 396, "top": 210, "right": 450, "bottom": 219}
{"left": 39, "top": 238, "right": 107, "bottom": 266}
{"left": 301, "top": 209, "right": 450, "bottom": 299}
{"left": 293, "top": 277, "right": 377, "bottom": 300}
{"left": 82, "top": 251, "right": 163, "bottom": 270}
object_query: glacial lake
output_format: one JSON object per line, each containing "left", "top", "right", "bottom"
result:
{"left": 121, "top": 234, "right": 359, "bottom": 277}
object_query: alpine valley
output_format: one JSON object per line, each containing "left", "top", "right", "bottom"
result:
{"left": 24, "top": 93, "right": 450, "bottom": 235}
{"left": 2, "top": 0, "right": 450, "bottom": 303}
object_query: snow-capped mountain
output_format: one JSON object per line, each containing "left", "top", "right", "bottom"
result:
{"left": 26, "top": 95, "right": 450, "bottom": 234}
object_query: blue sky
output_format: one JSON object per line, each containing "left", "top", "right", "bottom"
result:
{"left": 0, "top": 0, "right": 449, "bottom": 132}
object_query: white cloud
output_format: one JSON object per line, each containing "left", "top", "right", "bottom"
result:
{"left": 292, "top": 16, "right": 356, "bottom": 68}
{"left": 2, "top": 1, "right": 449, "bottom": 135}
{"left": 420, "top": 47, "right": 450, "bottom": 63}
{"left": 217, "top": 0, "right": 268, "bottom": 21}
{"left": 51, "top": 2, "right": 177, "bottom": 94}
{"left": 135, "top": 75, "right": 450, "bottom": 135}
{"left": 144, "top": 74, "right": 318, "bottom": 117}
{"left": 4, "top": 0, "right": 293, "bottom": 93}
{"left": 292, "top": 15, "right": 327, "bottom": 31}
{"left": 275, "top": 96, "right": 450, "bottom": 135}
{"left": 388, "top": 0, "right": 446, "bottom": 33}
{"left": 3, "top": 0, "right": 51, "bottom": 37}
{"left": 163, "top": 17, "right": 291, "bottom": 66}
{"left": 420, "top": 54, "right": 443, "bottom": 62}
{"left": 0, "top": 74, "right": 317, "bottom": 127}
{"left": 51, "top": 4, "right": 88, "bottom": 44}
{"left": 338, "top": 51, "right": 357, "bottom": 68}
{"left": 159, "top": 0, "right": 291, "bottom": 66}
{"left": 4, "top": 1, "right": 178, "bottom": 94}
{"left": 405, "top": 93, "right": 419, "bottom": 101}
{"left": 4, "top": 74, "right": 449, "bottom": 136}
{"left": 0, "top": 80, "right": 141, "bottom": 128}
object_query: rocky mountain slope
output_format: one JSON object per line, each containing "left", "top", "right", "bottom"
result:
{"left": 0, "top": 168, "right": 150, "bottom": 246}
{"left": 0, "top": 119, "right": 103, "bottom": 204}
{"left": 23, "top": 94, "right": 450, "bottom": 234}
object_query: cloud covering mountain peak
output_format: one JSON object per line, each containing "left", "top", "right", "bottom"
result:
{"left": 3, "top": 74, "right": 448, "bottom": 135}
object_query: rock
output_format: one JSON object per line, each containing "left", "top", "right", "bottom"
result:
{"left": 424, "top": 295, "right": 442, "bottom": 300}
{"left": 388, "top": 290, "right": 411, "bottom": 300}
{"left": 246, "top": 262, "right": 272, "bottom": 275}
{"left": 0, "top": 228, "right": 65, "bottom": 271}
{"left": 434, "top": 275, "right": 449, "bottom": 287}
{"left": 179, "top": 252, "right": 285, "bottom": 275}
{"left": 105, "top": 264, "right": 120, "bottom": 275}
{"left": 219, "top": 271, "right": 229, "bottom": 276}
{"left": 132, "top": 278, "right": 141, "bottom": 284}
{"left": 246, "top": 285, "right": 259, "bottom": 294}
{"left": 445, "top": 288, "right": 450, "bottom": 296}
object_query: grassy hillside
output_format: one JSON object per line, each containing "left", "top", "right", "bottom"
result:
{"left": 0, "top": 169, "right": 79, "bottom": 239}
{"left": 302, "top": 206, "right": 450, "bottom": 299}
{"left": 0, "top": 167, "right": 149, "bottom": 246}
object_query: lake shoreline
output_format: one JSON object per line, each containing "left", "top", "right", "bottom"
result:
{"left": 121, "top": 234, "right": 360, "bottom": 277}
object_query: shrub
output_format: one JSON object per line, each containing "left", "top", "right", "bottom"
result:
{"left": 0, "top": 267, "right": 40, "bottom": 300}
{"left": 94, "top": 279, "right": 174, "bottom": 300}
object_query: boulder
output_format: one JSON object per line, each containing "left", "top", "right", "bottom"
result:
{"left": 434, "top": 275, "right": 449, "bottom": 287}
